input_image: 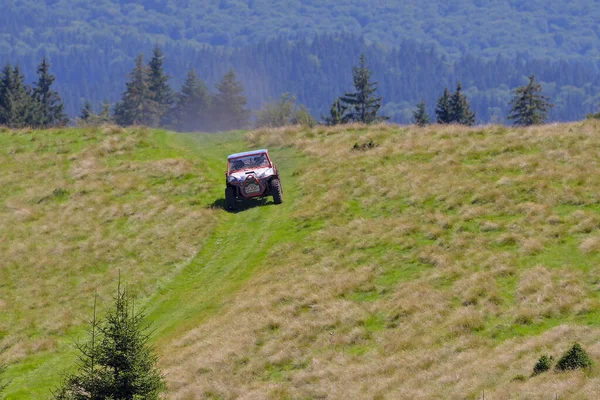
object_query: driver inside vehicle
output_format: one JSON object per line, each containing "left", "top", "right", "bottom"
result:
{"left": 253, "top": 154, "right": 269, "bottom": 167}
{"left": 232, "top": 159, "right": 245, "bottom": 171}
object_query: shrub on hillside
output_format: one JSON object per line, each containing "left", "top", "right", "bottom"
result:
{"left": 586, "top": 105, "right": 600, "bottom": 120}
{"left": 352, "top": 140, "right": 378, "bottom": 151}
{"left": 532, "top": 354, "right": 554, "bottom": 376}
{"left": 556, "top": 343, "right": 594, "bottom": 371}
{"left": 291, "top": 105, "right": 317, "bottom": 128}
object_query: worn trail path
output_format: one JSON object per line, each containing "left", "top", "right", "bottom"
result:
{"left": 146, "top": 131, "right": 307, "bottom": 343}
{"left": 7, "top": 130, "right": 308, "bottom": 398}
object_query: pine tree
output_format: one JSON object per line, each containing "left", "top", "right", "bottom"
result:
{"left": 31, "top": 57, "right": 68, "bottom": 127}
{"left": 339, "top": 54, "right": 388, "bottom": 124}
{"left": 0, "top": 64, "right": 35, "bottom": 128}
{"left": 213, "top": 70, "right": 250, "bottom": 131}
{"left": 413, "top": 100, "right": 430, "bottom": 126}
{"left": 96, "top": 283, "right": 165, "bottom": 399}
{"left": 148, "top": 45, "right": 173, "bottom": 126}
{"left": 115, "top": 54, "right": 158, "bottom": 127}
{"left": 80, "top": 101, "right": 93, "bottom": 122}
{"left": 53, "top": 283, "right": 166, "bottom": 399}
{"left": 435, "top": 88, "right": 452, "bottom": 124}
{"left": 323, "top": 97, "right": 347, "bottom": 126}
{"left": 556, "top": 343, "right": 594, "bottom": 371}
{"left": 169, "top": 69, "right": 210, "bottom": 131}
{"left": 449, "top": 82, "right": 475, "bottom": 126}
{"left": 508, "top": 75, "right": 553, "bottom": 126}
{"left": 0, "top": 64, "right": 16, "bottom": 126}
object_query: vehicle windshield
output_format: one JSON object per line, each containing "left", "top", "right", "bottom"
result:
{"left": 229, "top": 154, "right": 270, "bottom": 173}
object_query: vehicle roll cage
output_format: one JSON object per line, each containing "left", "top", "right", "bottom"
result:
{"left": 227, "top": 150, "right": 273, "bottom": 174}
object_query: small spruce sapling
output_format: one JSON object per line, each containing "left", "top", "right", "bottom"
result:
{"left": 532, "top": 354, "right": 553, "bottom": 376}
{"left": 556, "top": 343, "right": 593, "bottom": 371}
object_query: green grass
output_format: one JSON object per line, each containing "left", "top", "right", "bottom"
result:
{"left": 5, "top": 122, "right": 600, "bottom": 399}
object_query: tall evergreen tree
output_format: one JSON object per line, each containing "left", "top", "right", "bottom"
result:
{"left": 31, "top": 57, "right": 68, "bottom": 127}
{"left": 507, "top": 75, "right": 553, "bottom": 126}
{"left": 0, "top": 64, "right": 16, "bottom": 126}
{"left": 148, "top": 45, "right": 173, "bottom": 125}
{"left": 323, "top": 97, "right": 348, "bottom": 126}
{"left": 435, "top": 88, "right": 452, "bottom": 124}
{"left": 53, "top": 283, "right": 166, "bottom": 400}
{"left": 339, "top": 54, "right": 387, "bottom": 124}
{"left": 114, "top": 55, "right": 158, "bottom": 127}
{"left": 213, "top": 70, "right": 250, "bottom": 131}
{"left": 0, "top": 64, "right": 35, "bottom": 128}
{"left": 169, "top": 69, "right": 210, "bottom": 131}
{"left": 449, "top": 82, "right": 475, "bottom": 126}
{"left": 413, "top": 100, "right": 430, "bottom": 126}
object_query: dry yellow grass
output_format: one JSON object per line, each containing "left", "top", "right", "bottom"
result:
{"left": 5, "top": 122, "right": 600, "bottom": 398}
{"left": 161, "top": 121, "right": 600, "bottom": 399}
{"left": 0, "top": 126, "right": 218, "bottom": 379}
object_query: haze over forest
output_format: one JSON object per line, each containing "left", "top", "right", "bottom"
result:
{"left": 2, "top": 0, "right": 600, "bottom": 123}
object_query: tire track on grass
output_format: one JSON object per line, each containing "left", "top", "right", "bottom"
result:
{"left": 145, "top": 133, "right": 303, "bottom": 345}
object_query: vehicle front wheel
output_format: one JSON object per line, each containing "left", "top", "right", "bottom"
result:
{"left": 271, "top": 178, "right": 283, "bottom": 204}
{"left": 225, "top": 187, "right": 236, "bottom": 211}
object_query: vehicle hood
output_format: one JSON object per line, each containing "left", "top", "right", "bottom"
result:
{"left": 228, "top": 167, "right": 274, "bottom": 183}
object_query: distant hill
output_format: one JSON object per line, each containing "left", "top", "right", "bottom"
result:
{"left": 2, "top": 0, "right": 600, "bottom": 59}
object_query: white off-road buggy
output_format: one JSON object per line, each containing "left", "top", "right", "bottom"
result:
{"left": 225, "top": 149, "right": 283, "bottom": 211}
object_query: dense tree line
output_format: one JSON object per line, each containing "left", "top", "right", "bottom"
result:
{"left": 0, "top": 58, "right": 67, "bottom": 128}
{"left": 412, "top": 75, "right": 552, "bottom": 127}
{"left": 3, "top": 35, "right": 599, "bottom": 125}
{"left": 101, "top": 49, "right": 556, "bottom": 130}
{"left": 78, "top": 46, "right": 251, "bottom": 131}
{"left": 0, "top": 44, "right": 576, "bottom": 130}
{"left": 0, "top": 47, "right": 565, "bottom": 131}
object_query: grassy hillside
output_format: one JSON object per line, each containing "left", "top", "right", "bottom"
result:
{"left": 3, "top": 122, "right": 600, "bottom": 398}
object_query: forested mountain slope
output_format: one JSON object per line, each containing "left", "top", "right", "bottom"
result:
{"left": 2, "top": 0, "right": 600, "bottom": 59}
{"left": 4, "top": 37, "right": 600, "bottom": 125}
{"left": 2, "top": 1, "right": 600, "bottom": 124}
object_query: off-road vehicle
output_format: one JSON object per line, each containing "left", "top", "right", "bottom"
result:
{"left": 225, "top": 149, "right": 283, "bottom": 210}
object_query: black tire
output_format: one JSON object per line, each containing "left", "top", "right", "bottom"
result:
{"left": 225, "top": 187, "right": 236, "bottom": 211}
{"left": 271, "top": 178, "right": 283, "bottom": 204}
